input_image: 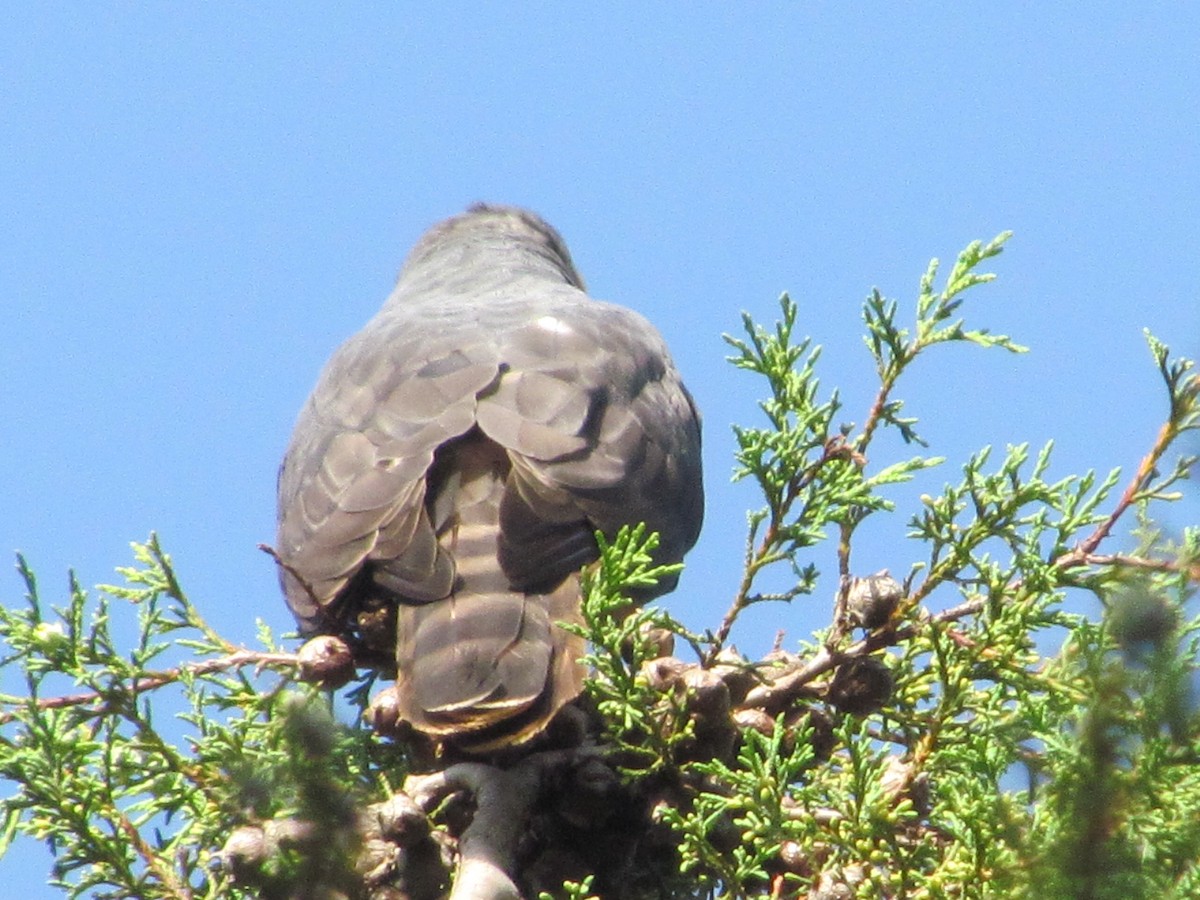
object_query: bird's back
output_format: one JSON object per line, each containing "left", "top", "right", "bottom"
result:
{"left": 275, "top": 205, "right": 702, "bottom": 752}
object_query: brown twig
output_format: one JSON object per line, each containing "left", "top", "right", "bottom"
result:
{"left": 117, "top": 810, "right": 193, "bottom": 899}
{"left": 707, "top": 443, "right": 859, "bottom": 666}
{"left": 857, "top": 361, "right": 905, "bottom": 456}
{"left": 1079, "top": 552, "right": 1200, "bottom": 583}
{"left": 1056, "top": 420, "right": 1177, "bottom": 572}
{"left": 0, "top": 648, "right": 298, "bottom": 725}
{"left": 258, "top": 542, "right": 326, "bottom": 610}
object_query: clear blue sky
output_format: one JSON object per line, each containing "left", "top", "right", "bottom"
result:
{"left": 3, "top": 7, "right": 1198, "bottom": 893}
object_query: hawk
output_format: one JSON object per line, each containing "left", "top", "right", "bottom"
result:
{"left": 275, "top": 205, "right": 703, "bottom": 752}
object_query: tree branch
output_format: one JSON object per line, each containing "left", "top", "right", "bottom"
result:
{"left": 0, "top": 648, "right": 298, "bottom": 725}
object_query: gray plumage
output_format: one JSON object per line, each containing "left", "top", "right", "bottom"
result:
{"left": 276, "top": 205, "right": 703, "bottom": 751}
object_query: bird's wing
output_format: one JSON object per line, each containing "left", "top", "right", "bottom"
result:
{"left": 478, "top": 300, "right": 704, "bottom": 596}
{"left": 275, "top": 316, "right": 503, "bottom": 632}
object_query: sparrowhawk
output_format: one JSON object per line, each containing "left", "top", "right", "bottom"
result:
{"left": 275, "top": 204, "right": 703, "bottom": 751}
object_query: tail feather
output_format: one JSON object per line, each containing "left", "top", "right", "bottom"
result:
{"left": 389, "top": 431, "right": 585, "bottom": 749}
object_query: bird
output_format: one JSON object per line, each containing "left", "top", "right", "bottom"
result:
{"left": 274, "top": 204, "right": 703, "bottom": 752}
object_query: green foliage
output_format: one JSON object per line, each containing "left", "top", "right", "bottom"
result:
{"left": 657, "top": 718, "right": 821, "bottom": 895}
{"left": 570, "top": 524, "right": 697, "bottom": 775}
{"left": 0, "top": 537, "right": 394, "bottom": 899}
{"left": 579, "top": 234, "right": 1200, "bottom": 899}
{"left": 538, "top": 875, "right": 598, "bottom": 900}
{"left": 3, "top": 234, "right": 1199, "bottom": 899}
{"left": 714, "top": 234, "right": 1022, "bottom": 660}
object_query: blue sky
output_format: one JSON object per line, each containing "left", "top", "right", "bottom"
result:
{"left": 3, "top": 6, "right": 1199, "bottom": 892}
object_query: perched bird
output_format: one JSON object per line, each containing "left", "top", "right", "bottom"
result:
{"left": 275, "top": 205, "right": 703, "bottom": 751}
